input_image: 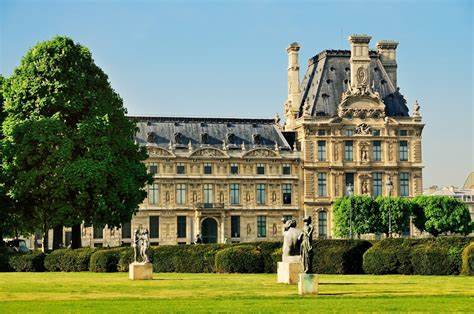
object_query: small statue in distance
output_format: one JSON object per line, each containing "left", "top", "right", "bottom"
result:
{"left": 300, "top": 216, "right": 314, "bottom": 274}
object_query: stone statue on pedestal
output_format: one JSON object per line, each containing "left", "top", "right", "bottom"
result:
{"left": 281, "top": 217, "right": 302, "bottom": 261}
{"left": 133, "top": 227, "right": 150, "bottom": 263}
{"left": 300, "top": 216, "right": 314, "bottom": 273}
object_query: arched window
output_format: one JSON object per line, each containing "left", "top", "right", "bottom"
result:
{"left": 318, "top": 210, "right": 328, "bottom": 239}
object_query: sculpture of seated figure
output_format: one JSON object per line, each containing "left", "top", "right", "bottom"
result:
{"left": 281, "top": 218, "right": 302, "bottom": 262}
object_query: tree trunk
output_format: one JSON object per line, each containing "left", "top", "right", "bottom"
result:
{"left": 42, "top": 228, "right": 49, "bottom": 253}
{"left": 52, "top": 225, "right": 63, "bottom": 250}
{"left": 71, "top": 223, "right": 82, "bottom": 249}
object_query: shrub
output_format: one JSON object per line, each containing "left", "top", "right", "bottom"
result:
{"left": 312, "top": 240, "right": 372, "bottom": 274}
{"left": 9, "top": 251, "right": 45, "bottom": 272}
{"left": 363, "top": 237, "right": 472, "bottom": 275}
{"left": 250, "top": 242, "right": 281, "bottom": 273}
{"left": 117, "top": 247, "right": 134, "bottom": 272}
{"left": 89, "top": 248, "right": 122, "bottom": 272}
{"left": 45, "top": 248, "right": 96, "bottom": 272}
{"left": 215, "top": 245, "right": 263, "bottom": 273}
{"left": 461, "top": 242, "right": 474, "bottom": 275}
{"left": 0, "top": 247, "right": 14, "bottom": 271}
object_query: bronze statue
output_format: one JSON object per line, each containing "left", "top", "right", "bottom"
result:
{"left": 300, "top": 216, "right": 314, "bottom": 273}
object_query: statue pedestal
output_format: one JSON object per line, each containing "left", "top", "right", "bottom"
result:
{"left": 277, "top": 256, "right": 301, "bottom": 284}
{"left": 298, "top": 273, "right": 318, "bottom": 295}
{"left": 129, "top": 262, "right": 153, "bottom": 280}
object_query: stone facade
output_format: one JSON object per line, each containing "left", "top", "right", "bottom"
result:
{"left": 81, "top": 33, "right": 424, "bottom": 247}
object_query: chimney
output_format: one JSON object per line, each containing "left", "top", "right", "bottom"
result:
{"left": 376, "top": 40, "right": 399, "bottom": 87}
{"left": 284, "top": 42, "right": 301, "bottom": 130}
{"left": 348, "top": 34, "right": 372, "bottom": 88}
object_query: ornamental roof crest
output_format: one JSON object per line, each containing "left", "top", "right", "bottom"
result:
{"left": 147, "top": 147, "right": 175, "bottom": 158}
{"left": 189, "top": 147, "right": 229, "bottom": 158}
{"left": 243, "top": 148, "right": 280, "bottom": 159}
{"left": 338, "top": 84, "right": 386, "bottom": 119}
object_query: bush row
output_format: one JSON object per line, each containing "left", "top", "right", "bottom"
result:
{"left": 2, "top": 238, "right": 471, "bottom": 275}
{"left": 363, "top": 237, "right": 473, "bottom": 275}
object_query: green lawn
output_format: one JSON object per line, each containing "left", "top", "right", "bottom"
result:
{"left": 0, "top": 272, "right": 472, "bottom": 313}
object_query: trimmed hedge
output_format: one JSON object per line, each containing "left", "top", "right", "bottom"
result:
{"left": 9, "top": 251, "right": 45, "bottom": 272}
{"left": 0, "top": 247, "right": 14, "bottom": 272}
{"left": 215, "top": 245, "right": 264, "bottom": 273}
{"left": 44, "top": 248, "right": 96, "bottom": 272}
{"left": 363, "top": 237, "right": 473, "bottom": 275}
{"left": 89, "top": 248, "right": 123, "bottom": 272}
{"left": 461, "top": 242, "right": 474, "bottom": 275}
{"left": 312, "top": 240, "right": 372, "bottom": 274}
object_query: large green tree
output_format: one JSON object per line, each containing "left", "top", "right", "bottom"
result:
{"left": 412, "top": 196, "right": 472, "bottom": 236}
{"left": 2, "top": 36, "right": 151, "bottom": 250}
{"left": 333, "top": 195, "right": 379, "bottom": 238}
{"left": 375, "top": 196, "right": 412, "bottom": 237}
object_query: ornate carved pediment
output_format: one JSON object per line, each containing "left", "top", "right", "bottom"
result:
{"left": 189, "top": 148, "right": 228, "bottom": 158}
{"left": 243, "top": 148, "right": 279, "bottom": 158}
{"left": 355, "top": 123, "right": 371, "bottom": 135}
{"left": 338, "top": 85, "right": 386, "bottom": 119}
{"left": 147, "top": 147, "right": 175, "bottom": 158}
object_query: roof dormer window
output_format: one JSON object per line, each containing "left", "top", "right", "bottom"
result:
{"left": 200, "top": 132, "right": 209, "bottom": 144}
{"left": 253, "top": 133, "right": 261, "bottom": 145}
{"left": 174, "top": 132, "right": 182, "bottom": 144}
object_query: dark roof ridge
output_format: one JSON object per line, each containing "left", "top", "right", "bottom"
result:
{"left": 128, "top": 115, "right": 276, "bottom": 124}
{"left": 309, "top": 49, "right": 379, "bottom": 65}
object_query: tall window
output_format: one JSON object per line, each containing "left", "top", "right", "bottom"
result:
{"left": 150, "top": 216, "right": 159, "bottom": 238}
{"left": 231, "top": 216, "right": 240, "bottom": 238}
{"left": 256, "top": 163, "right": 265, "bottom": 175}
{"left": 400, "top": 172, "right": 410, "bottom": 197}
{"left": 372, "top": 141, "right": 381, "bottom": 161}
{"left": 177, "top": 216, "right": 186, "bottom": 238}
{"left": 282, "top": 164, "right": 291, "bottom": 175}
{"left": 373, "top": 172, "right": 382, "bottom": 197}
{"left": 203, "top": 184, "right": 213, "bottom": 204}
{"left": 345, "top": 173, "right": 354, "bottom": 195}
{"left": 282, "top": 184, "right": 292, "bottom": 205}
{"left": 230, "top": 183, "right": 240, "bottom": 205}
{"left": 318, "top": 173, "right": 327, "bottom": 197}
{"left": 344, "top": 141, "right": 353, "bottom": 161}
{"left": 204, "top": 163, "right": 213, "bottom": 174}
{"left": 230, "top": 163, "right": 239, "bottom": 175}
{"left": 257, "top": 216, "right": 266, "bottom": 237}
{"left": 256, "top": 184, "right": 266, "bottom": 205}
{"left": 372, "top": 129, "right": 381, "bottom": 136}
{"left": 176, "top": 162, "right": 186, "bottom": 174}
{"left": 317, "top": 141, "right": 326, "bottom": 161}
{"left": 121, "top": 222, "right": 131, "bottom": 239}
{"left": 176, "top": 184, "right": 186, "bottom": 205}
{"left": 148, "top": 183, "right": 159, "bottom": 205}
{"left": 399, "top": 141, "right": 408, "bottom": 161}
{"left": 93, "top": 225, "right": 103, "bottom": 239}
{"left": 148, "top": 162, "right": 158, "bottom": 175}
{"left": 345, "top": 129, "right": 354, "bottom": 136}
{"left": 399, "top": 129, "right": 408, "bottom": 136}
{"left": 318, "top": 211, "right": 327, "bottom": 238}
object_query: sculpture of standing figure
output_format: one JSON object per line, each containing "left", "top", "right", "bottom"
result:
{"left": 300, "top": 216, "right": 314, "bottom": 274}
{"left": 132, "top": 228, "right": 141, "bottom": 263}
{"left": 140, "top": 228, "right": 150, "bottom": 263}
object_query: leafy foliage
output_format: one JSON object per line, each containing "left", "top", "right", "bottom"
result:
{"left": 215, "top": 245, "right": 264, "bottom": 273}
{"left": 44, "top": 248, "right": 96, "bottom": 271}
{"left": 8, "top": 251, "right": 45, "bottom": 272}
{"left": 89, "top": 248, "right": 123, "bottom": 272}
{"left": 375, "top": 196, "right": 412, "bottom": 236}
{"left": 312, "top": 240, "right": 372, "bottom": 274}
{"left": 333, "top": 196, "right": 378, "bottom": 237}
{"left": 412, "top": 196, "right": 472, "bottom": 236}
{"left": 1, "top": 37, "right": 151, "bottom": 241}
{"left": 461, "top": 242, "right": 474, "bottom": 275}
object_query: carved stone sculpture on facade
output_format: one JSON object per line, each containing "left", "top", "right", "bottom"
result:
{"left": 413, "top": 100, "right": 421, "bottom": 117}
{"left": 355, "top": 123, "right": 371, "bottom": 135}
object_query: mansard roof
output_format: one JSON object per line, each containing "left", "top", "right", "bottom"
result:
{"left": 298, "top": 50, "right": 409, "bottom": 118}
{"left": 130, "top": 116, "right": 292, "bottom": 150}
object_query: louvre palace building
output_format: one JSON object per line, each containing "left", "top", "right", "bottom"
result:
{"left": 78, "top": 34, "right": 424, "bottom": 247}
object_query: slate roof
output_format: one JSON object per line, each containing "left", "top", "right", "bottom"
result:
{"left": 298, "top": 50, "right": 409, "bottom": 118}
{"left": 130, "top": 116, "right": 292, "bottom": 150}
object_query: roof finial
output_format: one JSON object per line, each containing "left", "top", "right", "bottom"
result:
{"left": 168, "top": 140, "right": 173, "bottom": 150}
{"left": 292, "top": 142, "right": 297, "bottom": 151}
{"left": 274, "top": 142, "right": 279, "bottom": 151}
{"left": 413, "top": 100, "right": 421, "bottom": 117}
{"left": 241, "top": 142, "right": 246, "bottom": 151}
{"left": 188, "top": 140, "right": 193, "bottom": 151}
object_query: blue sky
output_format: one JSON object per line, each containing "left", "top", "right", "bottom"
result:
{"left": 0, "top": 0, "right": 472, "bottom": 188}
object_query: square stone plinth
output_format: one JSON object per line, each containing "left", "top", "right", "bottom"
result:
{"left": 129, "top": 262, "right": 153, "bottom": 280}
{"left": 298, "top": 273, "right": 318, "bottom": 295}
{"left": 277, "top": 259, "right": 301, "bottom": 284}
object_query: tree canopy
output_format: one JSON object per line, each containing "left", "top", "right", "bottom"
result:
{"left": 1, "top": 36, "right": 151, "bottom": 246}
{"left": 333, "top": 195, "right": 379, "bottom": 238}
